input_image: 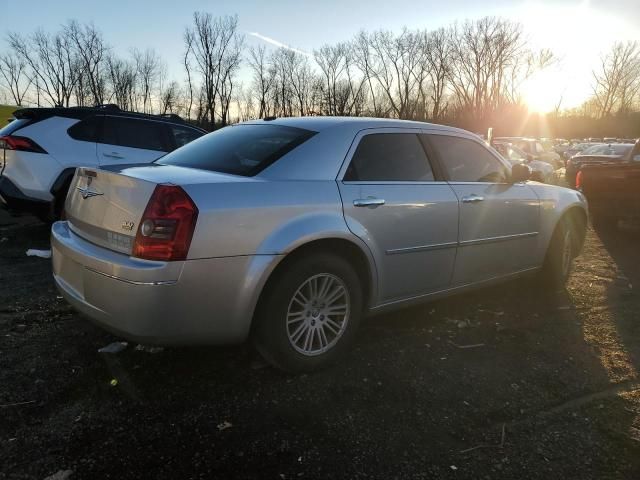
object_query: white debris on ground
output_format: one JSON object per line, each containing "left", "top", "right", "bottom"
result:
{"left": 135, "top": 344, "right": 164, "bottom": 354}
{"left": 217, "top": 421, "right": 233, "bottom": 431}
{"left": 43, "top": 470, "right": 73, "bottom": 480}
{"left": 26, "top": 249, "right": 52, "bottom": 259}
{"left": 97, "top": 341, "right": 128, "bottom": 354}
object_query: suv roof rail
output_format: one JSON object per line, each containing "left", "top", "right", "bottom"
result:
{"left": 93, "top": 104, "right": 121, "bottom": 111}
{"left": 157, "top": 113, "right": 185, "bottom": 123}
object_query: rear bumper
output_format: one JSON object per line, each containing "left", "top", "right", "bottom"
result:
{"left": 51, "top": 221, "right": 280, "bottom": 345}
{"left": 0, "top": 176, "right": 51, "bottom": 215}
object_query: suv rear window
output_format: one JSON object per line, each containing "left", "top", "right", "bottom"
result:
{"left": 68, "top": 115, "right": 102, "bottom": 142}
{"left": 169, "top": 125, "right": 204, "bottom": 149}
{"left": 0, "top": 118, "right": 30, "bottom": 136}
{"left": 157, "top": 124, "right": 315, "bottom": 176}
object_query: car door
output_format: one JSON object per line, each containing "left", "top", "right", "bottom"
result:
{"left": 97, "top": 116, "right": 170, "bottom": 166}
{"left": 338, "top": 129, "right": 459, "bottom": 304}
{"left": 426, "top": 133, "right": 540, "bottom": 286}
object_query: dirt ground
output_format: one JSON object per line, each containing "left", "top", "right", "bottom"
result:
{"left": 1, "top": 210, "right": 639, "bottom": 480}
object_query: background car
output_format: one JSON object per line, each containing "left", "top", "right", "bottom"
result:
{"left": 566, "top": 143, "right": 635, "bottom": 188}
{"left": 562, "top": 142, "right": 603, "bottom": 161}
{"left": 578, "top": 140, "right": 640, "bottom": 227}
{"left": 493, "top": 141, "right": 556, "bottom": 183}
{"left": 52, "top": 117, "right": 587, "bottom": 372}
{"left": 0, "top": 105, "right": 206, "bottom": 221}
{"left": 495, "top": 137, "right": 563, "bottom": 169}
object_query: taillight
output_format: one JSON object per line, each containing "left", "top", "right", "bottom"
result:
{"left": 0, "top": 135, "right": 47, "bottom": 153}
{"left": 132, "top": 184, "right": 198, "bottom": 261}
{"left": 575, "top": 170, "right": 583, "bottom": 190}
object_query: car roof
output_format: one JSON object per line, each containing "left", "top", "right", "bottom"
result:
{"left": 241, "top": 116, "right": 471, "bottom": 135}
{"left": 12, "top": 106, "right": 206, "bottom": 131}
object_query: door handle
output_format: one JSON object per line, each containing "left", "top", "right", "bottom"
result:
{"left": 353, "top": 197, "right": 385, "bottom": 207}
{"left": 461, "top": 194, "right": 484, "bottom": 203}
{"left": 103, "top": 152, "right": 124, "bottom": 159}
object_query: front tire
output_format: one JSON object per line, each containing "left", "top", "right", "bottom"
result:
{"left": 541, "top": 217, "right": 574, "bottom": 290}
{"left": 254, "top": 253, "right": 363, "bottom": 373}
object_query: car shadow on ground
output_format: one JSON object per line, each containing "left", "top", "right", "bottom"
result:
{"left": 2, "top": 213, "right": 640, "bottom": 479}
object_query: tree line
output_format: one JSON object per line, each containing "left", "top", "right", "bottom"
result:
{"left": 0, "top": 13, "right": 638, "bottom": 135}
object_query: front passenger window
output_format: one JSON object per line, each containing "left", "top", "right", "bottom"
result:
{"left": 428, "top": 135, "right": 509, "bottom": 183}
{"left": 344, "top": 133, "right": 434, "bottom": 182}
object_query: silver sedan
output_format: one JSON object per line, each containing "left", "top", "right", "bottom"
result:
{"left": 52, "top": 117, "right": 588, "bottom": 372}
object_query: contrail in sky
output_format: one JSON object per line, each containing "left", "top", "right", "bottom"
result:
{"left": 248, "top": 32, "right": 312, "bottom": 57}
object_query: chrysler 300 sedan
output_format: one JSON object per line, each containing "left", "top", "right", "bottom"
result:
{"left": 52, "top": 117, "right": 588, "bottom": 372}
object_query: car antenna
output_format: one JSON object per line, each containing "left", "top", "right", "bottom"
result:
{"left": 263, "top": 116, "right": 277, "bottom": 121}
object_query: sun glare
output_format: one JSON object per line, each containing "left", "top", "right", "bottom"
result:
{"left": 521, "top": 69, "right": 564, "bottom": 113}
{"left": 511, "top": 1, "right": 640, "bottom": 112}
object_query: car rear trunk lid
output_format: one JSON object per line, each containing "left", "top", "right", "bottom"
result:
{"left": 66, "top": 167, "right": 158, "bottom": 255}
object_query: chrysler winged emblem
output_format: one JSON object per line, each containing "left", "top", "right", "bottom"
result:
{"left": 76, "top": 184, "right": 103, "bottom": 199}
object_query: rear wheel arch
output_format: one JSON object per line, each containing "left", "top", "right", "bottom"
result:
{"left": 251, "top": 238, "right": 376, "bottom": 331}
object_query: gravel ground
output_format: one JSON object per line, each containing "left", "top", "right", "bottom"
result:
{"left": 0, "top": 210, "right": 639, "bottom": 480}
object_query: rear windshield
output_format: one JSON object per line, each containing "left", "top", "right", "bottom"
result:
{"left": 582, "top": 144, "right": 632, "bottom": 156}
{"left": 0, "top": 118, "right": 30, "bottom": 136}
{"left": 156, "top": 124, "right": 315, "bottom": 176}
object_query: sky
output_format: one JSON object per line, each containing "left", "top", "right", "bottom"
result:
{"left": 2, "top": 0, "right": 639, "bottom": 111}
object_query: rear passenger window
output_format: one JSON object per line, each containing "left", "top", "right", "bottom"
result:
{"left": 169, "top": 125, "right": 203, "bottom": 149}
{"left": 428, "top": 135, "right": 509, "bottom": 183}
{"left": 344, "top": 133, "right": 434, "bottom": 182}
{"left": 102, "top": 117, "right": 166, "bottom": 151}
{"left": 68, "top": 116, "right": 102, "bottom": 142}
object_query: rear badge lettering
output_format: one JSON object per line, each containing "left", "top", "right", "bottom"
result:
{"left": 121, "top": 221, "right": 135, "bottom": 231}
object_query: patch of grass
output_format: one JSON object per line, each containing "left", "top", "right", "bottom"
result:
{"left": 0, "top": 104, "right": 18, "bottom": 128}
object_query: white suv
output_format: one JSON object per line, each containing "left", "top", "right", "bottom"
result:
{"left": 0, "top": 105, "right": 206, "bottom": 221}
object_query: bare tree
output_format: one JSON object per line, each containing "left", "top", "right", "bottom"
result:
{"left": 447, "top": 17, "right": 547, "bottom": 123}
{"left": 159, "top": 80, "right": 180, "bottom": 114}
{"left": 184, "top": 13, "right": 243, "bottom": 128}
{"left": 65, "top": 21, "right": 108, "bottom": 105}
{"left": 8, "top": 29, "right": 78, "bottom": 107}
{"left": 106, "top": 55, "right": 136, "bottom": 109}
{"left": 592, "top": 41, "right": 640, "bottom": 118}
{"left": 183, "top": 31, "right": 195, "bottom": 120}
{"left": 424, "top": 28, "right": 451, "bottom": 120}
{"left": 132, "top": 48, "right": 162, "bottom": 113}
{"left": 248, "top": 45, "right": 275, "bottom": 118}
{"left": 0, "top": 53, "right": 32, "bottom": 105}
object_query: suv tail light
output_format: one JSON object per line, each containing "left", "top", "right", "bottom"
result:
{"left": 575, "top": 170, "right": 583, "bottom": 190}
{"left": 0, "top": 135, "right": 47, "bottom": 153}
{"left": 132, "top": 184, "right": 198, "bottom": 261}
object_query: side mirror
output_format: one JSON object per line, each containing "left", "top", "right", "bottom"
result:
{"left": 511, "top": 163, "right": 531, "bottom": 183}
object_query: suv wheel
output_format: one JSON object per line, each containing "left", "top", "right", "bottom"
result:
{"left": 254, "top": 253, "right": 363, "bottom": 372}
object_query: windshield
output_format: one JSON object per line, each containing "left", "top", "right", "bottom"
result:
{"left": 157, "top": 124, "right": 316, "bottom": 176}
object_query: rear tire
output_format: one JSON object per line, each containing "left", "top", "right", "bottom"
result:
{"left": 253, "top": 253, "right": 363, "bottom": 373}
{"left": 540, "top": 216, "right": 574, "bottom": 290}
